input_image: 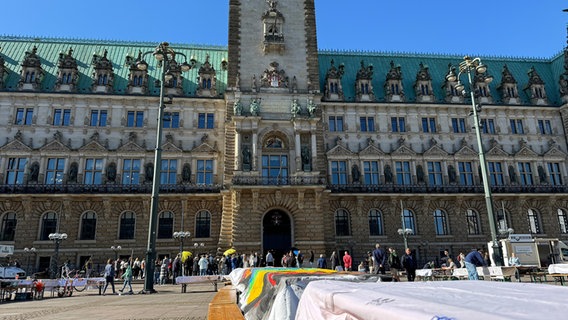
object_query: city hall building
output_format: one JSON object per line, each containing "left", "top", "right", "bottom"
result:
{"left": 1, "top": 0, "right": 568, "bottom": 272}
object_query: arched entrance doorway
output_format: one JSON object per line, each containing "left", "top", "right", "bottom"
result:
{"left": 262, "top": 209, "right": 292, "bottom": 267}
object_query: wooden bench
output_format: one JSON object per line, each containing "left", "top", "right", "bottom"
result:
{"left": 207, "top": 285, "right": 244, "bottom": 320}
{"left": 550, "top": 273, "right": 568, "bottom": 285}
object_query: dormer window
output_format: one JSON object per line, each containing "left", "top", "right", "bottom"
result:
{"left": 196, "top": 55, "right": 217, "bottom": 97}
{"left": 384, "top": 61, "right": 405, "bottom": 102}
{"left": 323, "top": 60, "right": 344, "bottom": 101}
{"left": 163, "top": 59, "right": 185, "bottom": 96}
{"left": 55, "top": 48, "right": 78, "bottom": 92}
{"left": 91, "top": 49, "right": 114, "bottom": 94}
{"left": 443, "top": 64, "right": 463, "bottom": 103}
{"left": 523, "top": 66, "right": 548, "bottom": 105}
{"left": 126, "top": 51, "right": 149, "bottom": 95}
{"left": 17, "top": 45, "right": 44, "bottom": 91}
{"left": 0, "top": 52, "right": 7, "bottom": 89}
{"left": 262, "top": 1, "right": 285, "bottom": 54}
{"left": 473, "top": 68, "right": 493, "bottom": 104}
{"left": 414, "top": 63, "right": 434, "bottom": 102}
{"left": 497, "top": 65, "right": 520, "bottom": 105}
{"left": 355, "top": 60, "right": 374, "bottom": 102}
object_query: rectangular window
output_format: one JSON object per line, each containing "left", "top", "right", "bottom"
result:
{"left": 160, "top": 159, "right": 177, "bottom": 184}
{"left": 518, "top": 162, "right": 534, "bottom": 186}
{"left": 458, "top": 161, "right": 474, "bottom": 186}
{"left": 422, "top": 117, "right": 436, "bottom": 133}
{"left": 548, "top": 163, "right": 563, "bottom": 186}
{"left": 391, "top": 117, "right": 406, "bottom": 133}
{"left": 427, "top": 161, "right": 443, "bottom": 185}
{"left": 451, "top": 118, "right": 466, "bottom": 133}
{"left": 395, "top": 161, "right": 412, "bottom": 185}
{"left": 53, "top": 109, "right": 71, "bottom": 126}
{"left": 329, "top": 116, "right": 344, "bottom": 132}
{"left": 45, "top": 158, "right": 65, "bottom": 184}
{"left": 163, "top": 112, "right": 180, "bottom": 128}
{"left": 360, "top": 117, "right": 375, "bottom": 132}
{"left": 488, "top": 162, "right": 504, "bottom": 186}
{"left": 363, "top": 161, "right": 380, "bottom": 185}
{"left": 510, "top": 119, "right": 524, "bottom": 134}
{"left": 84, "top": 158, "right": 103, "bottom": 184}
{"left": 331, "top": 161, "right": 347, "bottom": 184}
{"left": 261, "top": 155, "right": 288, "bottom": 184}
{"left": 196, "top": 159, "right": 213, "bottom": 185}
{"left": 90, "top": 110, "right": 107, "bottom": 127}
{"left": 127, "top": 111, "right": 144, "bottom": 127}
{"left": 537, "top": 120, "right": 552, "bottom": 135}
{"left": 15, "top": 108, "right": 34, "bottom": 125}
{"left": 198, "top": 113, "right": 214, "bottom": 129}
{"left": 5, "top": 158, "right": 28, "bottom": 184}
{"left": 480, "top": 119, "right": 495, "bottom": 134}
{"left": 122, "top": 159, "right": 141, "bottom": 184}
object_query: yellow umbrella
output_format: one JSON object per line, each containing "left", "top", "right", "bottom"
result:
{"left": 181, "top": 251, "right": 192, "bottom": 263}
{"left": 224, "top": 248, "right": 237, "bottom": 256}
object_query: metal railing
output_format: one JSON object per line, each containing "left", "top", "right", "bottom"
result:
{"left": 0, "top": 183, "right": 222, "bottom": 194}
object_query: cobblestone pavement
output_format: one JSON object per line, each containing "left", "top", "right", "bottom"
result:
{"left": 0, "top": 281, "right": 216, "bottom": 320}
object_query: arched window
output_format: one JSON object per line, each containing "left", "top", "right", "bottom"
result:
{"left": 80, "top": 211, "right": 97, "bottom": 240}
{"left": 335, "top": 209, "right": 350, "bottom": 236}
{"left": 40, "top": 212, "right": 58, "bottom": 241}
{"left": 466, "top": 209, "right": 481, "bottom": 235}
{"left": 25, "top": 71, "right": 31, "bottom": 83}
{"left": 30, "top": 72, "right": 36, "bottom": 82}
{"left": 434, "top": 209, "right": 449, "bottom": 235}
{"left": 368, "top": 209, "right": 383, "bottom": 236}
{"left": 558, "top": 208, "right": 568, "bottom": 234}
{"left": 402, "top": 209, "right": 416, "bottom": 234}
{"left": 195, "top": 210, "right": 211, "bottom": 238}
{"left": 158, "top": 211, "right": 174, "bottom": 239}
{"left": 527, "top": 209, "right": 542, "bottom": 234}
{"left": 207, "top": 78, "right": 211, "bottom": 89}
{"left": 497, "top": 208, "right": 509, "bottom": 231}
{"left": 97, "top": 74, "right": 104, "bottom": 85}
{"left": 0, "top": 212, "right": 17, "bottom": 241}
{"left": 119, "top": 211, "right": 136, "bottom": 240}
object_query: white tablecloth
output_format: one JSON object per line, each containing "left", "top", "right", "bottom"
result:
{"left": 296, "top": 280, "right": 567, "bottom": 320}
{"left": 548, "top": 263, "right": 568, "bottom": 274}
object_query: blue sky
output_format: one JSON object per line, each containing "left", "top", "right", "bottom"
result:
{"left": 1, "top": 0, "right": 566, "bottom": 58}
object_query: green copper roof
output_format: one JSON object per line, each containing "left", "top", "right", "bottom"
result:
{"left": 318, "top": 50, "right": 565, "bottom": 106}
{"left": 0, "top": 36, "right": 228, "bottom": 96}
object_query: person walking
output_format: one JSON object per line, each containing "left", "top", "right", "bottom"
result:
{"left": 265, "top": 250, "right": 274, "bottom": 267}
{"left": 198, "top": 255, "right": 209, "bottom": 276}
{"left": 401, "top": 248, "right": 418, "bottom": 282}
{"left": 388, "top": 248, "right": 402, "bottom": 281}
{"left": 102, "top": 259, "right": 116, "bottom": 295}
{"left": 84, "top": 257, "right": 93, "bottom": 278}
{"left": 330, "top": 251, "right": 339, "bottom": 270}
{"left": 317, "top": 254, "right": 327, "bottom": 269}
{"left": 372, "top": 243, "right": 387, "bottom": 275}
{"left": 342, "top": 251, "right": 352, "bottom": 271}
{"left": 464, "top": 249, "right": 487, "bottom": 280}
{"left": 119, "top": 257, "right": 133, "bottom": 294}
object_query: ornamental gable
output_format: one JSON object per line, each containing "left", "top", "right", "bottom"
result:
{"left": 39, "top": 140, "right": 70, "bottom": 152}
{"left": 78, "top": 140, "right": 107, "bottom": 153}
{"left": 486, "top": 146, "right": 509, "bottom": 157}
{"left": 359, "top": 144, "right": 385, "bottom": 157}
{"left": 117, "top": 141, "right": 145, "bottom": 153}
{"left": 514, "top": 146, "right": 538, "bottom": 158}
{"left": 326, "top": 144, "right": 354, "bottom": 157}
{"left": 0, "top": 139, "right": 32, "bottom": 152}
{"left": 391, "top": 145, "right": 416, "bottom": 156}
{"left": 454, "top": 145, "right": 477, "bottom": 157}
{"left": 423, "top": 145, "right": 448, "bottom": 157}
{"left": 192, "top": 142, "right": 217, "bottom": 154}
{"left": 163, "top": 141, "right": 183, "bottom": 153}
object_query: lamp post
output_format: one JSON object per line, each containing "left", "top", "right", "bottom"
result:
{"left": 24, "top": 247, "right": 36, "bottom": 275}
{"left": 194, "top": 242, "right": 205, "bottom": 254}
{"left": 173, "top": 231, "right": 191, "bottom": 254}
{"left": 48, "top": 233, "right": 67, "bottom": 278}
{"left": 446, "top": 56, "right": 502, "bottom": 266}
{"left": 111, "top": 245, "right": 122, "bottom": 261}
{"left": 397, "top": 228, "right": 413, "bottom": 250}
{"left": 133, "top": 42, "right": 192, "bottom": 294}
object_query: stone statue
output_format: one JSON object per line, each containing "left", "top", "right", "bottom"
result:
{"left": 235, "top": 72, "right": 240, "bottom": 89}
{"left": 537, "top": 165, "right": 548, "bottom": 184}
{"left": 145, "top": 163, "right": 153, "bottom": 182}
{"left": 242, "top": 145, "right": 251, "bottom": 171}
{"left": 307, "top": 99, "right": 316, "bottom": 116}
{"left": 416, "top": 165, "right": 425, "bottom": 184}
{"left": 250, "top": 99, "right": 260, "bottom": 116}
{"left": 252, "top": 74, "right": 257, "bottom": 91}
{"left": 106, "top": 163, "right": 117, "bottom": 182}
{"left": 68, "top": 162, "right": 78, "bottom": 183}
{"left": 233, "top": 99, "right": 243, "bottom": 116}
{"left": 291, "top": 99, "right": 300, "bottom": 117}
{"left": 182, "top": 163, "right": 191, "bottom": 183}
{"left": 28, "top": 162, "right": 40, "bottom": 183}
{"left": 301, "top": 146, "right": 311, "bottom": 171}
{"left": 448, "top": 165, "right": 457, "bottom": 184}
{"left": 384, "top": 165, "right": 393, "bottom": 183}
{"left": 352, "top": 165, "right": 361, "bottom": 183}
{"left": 508, "top": 165, "right": 517, "bottom": 184}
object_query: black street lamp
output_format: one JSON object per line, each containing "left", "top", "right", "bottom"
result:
{"left": 23, "top": 247, "right": 36, "bottom": 276}
{"left": 48, "top": 233, "right": 67, "bottom": 278}
{"left": 173, "top": 231, "right": 191, "bottom": 254}
{"left": 446, "top": 56, "right": 503, "bottom": 266}
{"left": 132, "top": 42, "right": 193, "bottom": 294}
{"left": 111, "top": 245, "right": 122, "bottom": 261}
{"left": 397, "top": 228, "right": 413, "bottom": 250}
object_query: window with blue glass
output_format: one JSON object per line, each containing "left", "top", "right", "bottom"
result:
{"left": 537, "top": 120, "right": 552, "bottom": 135}
{"left": 402, "top": 209, "right": 416, "bottom": 234}
{"left": 427, "top": 161, "right": 443, "bottom": 185}
{"left": 122, "top": 159, "right": 141, "bottom": 184}
{"left": 40, "top": 212, "right": 58, "bottom": 241}
{"left": 15, "top": 108, "right": 34, "bottom": 125}
{"left": 198, "top": 113, "right": 214, "bottom": 129}
{"left": 331, "top": 161, "right": 347, "bottom": 184}
{"left": 466, "top": 209, "right": 481, "bottom": 235}
{"left": 488, "top": 162, "right": 504, "bottom": 185}
{"left": 391, "top": 117, "right": 406, "bottom": 132}
{"left": 160, "top": 159, "right": 177, "bottom": 184}
{"left": 80, "top": 211, "right": 97, "bottom": 240}
{"left": 422, "top": 117, "right": 437, "bottom": 133}
{"left": 548, "top": 163, "right": 563, "bottom": 186}
{"left": 90, "top": 110, "right": 107, "bottom": 127}
{"left": 195, "top": 210, "right": 211, "bottom": 238}
{"left": 334, "top": 209, "right": 350, "bottom": 236}
{"left": 434, "top": 209, "right": 449, "bottom": 235}
{"left": 518, "top": 162, "right": 534, "bottom": 185}
{"left": 196, "top": 159, "right": 214, "bottom": 185}
{"left": 163, "top": 112, "right": 180, "bottom": 128}
{"left": 6, "top": 158, "right": 27, "bottom": 184}
{"left": 368, "top": 209, "right": 384, "bottom": 236}
{"left": 528, "top": 209, "right": 542, "bottom": 234}
{"left": 0, "top": 212, "right": 17, "bottom": 241}
{"left": 329, "top": 116, "right": 344, "bottom": 132}
{"left": 127, "top": 111, "right": 144, "bottom": 127}
{"left": 396, "top": 161, "right": 412, "bottom": 185}
{"left": 119, "top": 211, "right": 136, "bottom": 240}
{"left": 458, "top": 161, "right": 474, "bottom": 185}
{"left": 363, "top": 161, "right": 380, "bottom": 184}
{"left": 53, "top": 109, "right": 71, "bottom": 126}
{"left": 360, "top": 117, "right": 375, "bottom": 132}
{"left": 557, "top": 209, "right": 568, "bottom": 234}
{"left": 480, "top": 119, "right": 495, "bottom": 134}
{"left": 510, "top": 119, "right": 524, "bottom": 134}
{"left": 45, "top": 158, "right": 65, "bottom": 184}
{"left": 261, "top": 155, "right": 288, "bottom": 184}
{"left": 84, "top": 158, "right": 103, "bottom": 185}
{"left": 157, "top": 211, "right": 174, "bottom": 239}
{"left": 451, "top": 118, "right": 466, "bottom": 133}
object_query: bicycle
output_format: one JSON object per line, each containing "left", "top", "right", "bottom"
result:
{"left": 57, "top": 269, "right": 88, "bottom": 297}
